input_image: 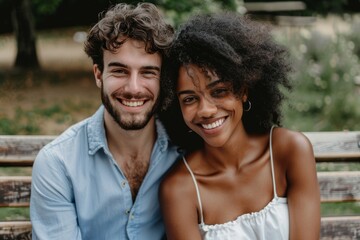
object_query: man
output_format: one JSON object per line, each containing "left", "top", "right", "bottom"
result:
{"left": 30, "top": 3, "right": 179, "bottom": 239}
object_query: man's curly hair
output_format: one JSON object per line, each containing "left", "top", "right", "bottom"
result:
{"left": 83, "top": 3, "right": 174, "bottom": 113}
{"left": 84, "top": 2, "right": 174, "bottom": 72}
{"left": 160, "top": 12, "right": 292, "bottom": 151}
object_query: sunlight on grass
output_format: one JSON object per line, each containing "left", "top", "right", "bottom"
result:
{"left": 0, "top": 208, "right": 29, "bottom": 221}
{"left": 322, "top": 202, "right": 360, "bottom": 217}
{"left": 317, "top": 162, "right": 360, "bottom": 171}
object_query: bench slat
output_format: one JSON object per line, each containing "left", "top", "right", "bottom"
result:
{"left": 0, "top": 216, "right": 358, "bottom": 239}
{"left": 304, "top": 131, "right": 360, "bottom": 161}
{"left": 244, "top": 1, "right": 306, "bottom": 12}
{"left": 0, "top": 172, "right": 359, "bottom": 206}
{"left": 0, "top": 177, "right": 31, "bottom": 207}
{"left": 0, "top": 136, "right": 54, "bottom": 166}
{"left": 1, "top": 132, "right": 359, "bottom": 165}
{"left": 320, "top": 216, "right": 360, "bottom": 239}
{"left": 0, "top": 221, "right": 31, "bottom": 240}
{"left": 318, "top": 171, "right": 360, "bottom": 202}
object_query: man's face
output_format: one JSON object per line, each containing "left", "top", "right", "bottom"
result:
{"left": 94, "top": 39, "right": 161, "bottom": 130}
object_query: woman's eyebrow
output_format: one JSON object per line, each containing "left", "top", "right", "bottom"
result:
{"left": 177, "top": 90, "right": 195, "bottom": 96}
{"left": 206, "top": 79, "right": 225, "bottom": 89}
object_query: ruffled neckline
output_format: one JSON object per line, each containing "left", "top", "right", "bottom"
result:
{"left": 199, "top": 197, "right": 287, "bottom": 232}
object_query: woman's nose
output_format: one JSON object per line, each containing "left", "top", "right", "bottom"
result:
{"left": 197, "top": 97, "right": 217, "bottom": 118}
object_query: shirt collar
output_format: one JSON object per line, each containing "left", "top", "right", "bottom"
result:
{"left": 155, "top": 116, "right": 170, "bottom": 152}
{"left": 87, "top": 105, "right": 107, "bottom": 155}
{"left": 87, "top": 105, "right": 172, "bottom": 155}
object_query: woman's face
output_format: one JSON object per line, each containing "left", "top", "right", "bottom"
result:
{"left": 176, "top": 64, "right": 246, "bottom": 148}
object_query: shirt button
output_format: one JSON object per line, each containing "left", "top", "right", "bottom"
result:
{"left": 121, "top": 181, "right": 127, "bottom": 188}
{"left": 125, "top": 209, "right": 130, "bottom": 215}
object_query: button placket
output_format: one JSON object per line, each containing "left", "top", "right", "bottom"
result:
{"left": 121, "top": 180, "right": 127, "bottom": 189}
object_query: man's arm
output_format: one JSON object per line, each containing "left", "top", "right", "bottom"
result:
{"left": 30, "top": 147, "right": 82, "bottom": 240}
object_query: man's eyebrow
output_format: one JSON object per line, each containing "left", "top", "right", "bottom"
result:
{"left": 107, "top": 62, "right": 160, "bottom": 72}
{"left": 108, "top": 62, "right": 127, "bottom": 68}
{"left": 141, "top": 66, "right": 161, "bottom": 72}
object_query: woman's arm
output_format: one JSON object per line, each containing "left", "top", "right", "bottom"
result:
{"left": 159, "top": 169, "right": 202, "bottom": 240}
{"left": 284, "top": 131, "right": 321, "bottom": 240}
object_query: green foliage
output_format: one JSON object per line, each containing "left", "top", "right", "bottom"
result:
{"left": 244, "top": 0, "right": 360, "bottom": 15}
{"left": 32, "top": 0, "right": 63, "bottom": 15}
{"left": 275, "top": 25, "right": 360, "bottom": 131}
{"left": 344, "top": 15, "right": 360, "bottom": 58}
{"left": 154, "top": 0, "right": 239, "bottom": 26}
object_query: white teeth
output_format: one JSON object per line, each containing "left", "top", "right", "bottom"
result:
{"left": 202, "top": 118, "right": 225, "bottom": 130}
{"left": 122, "top": 100, "right": 144, "bottom": 107}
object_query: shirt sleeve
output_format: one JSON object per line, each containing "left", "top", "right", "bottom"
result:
{"left": 30, "top": 147, "right": 82, "bottom": 240}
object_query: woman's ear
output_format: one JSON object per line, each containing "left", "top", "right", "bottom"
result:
{"left": 241, "top": 87, "right": 249, "bottom": 102}
{"left": 93, "top": 64, "right": 102, "bottom": 88}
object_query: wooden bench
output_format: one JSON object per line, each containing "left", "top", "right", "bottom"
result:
{"left": 244, "top": 1, "right": 317, "bottom": 26}
{"left": 0, "top": 132, "right": 360, "bottom": 239}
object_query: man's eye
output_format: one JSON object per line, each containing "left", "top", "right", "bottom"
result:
{"left": 142, "top": 71, "right": 159, "bottom": 78}
{"left": 112, "top": 69, "right": 127, "bottom": 74}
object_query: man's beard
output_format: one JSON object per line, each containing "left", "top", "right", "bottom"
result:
{"left": 101, "top": 87, "right": 160, "bottom": 130}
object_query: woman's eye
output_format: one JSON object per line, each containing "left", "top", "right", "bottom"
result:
{"left": 212, "top": 88, "right": 229, "bottom": 97}
{"left": 182, "top": 96, "right": 197, "bottom": 105}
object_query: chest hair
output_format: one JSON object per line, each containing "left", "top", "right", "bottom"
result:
{"left": 121, "top": 156, "right": 150, "bottom": 201}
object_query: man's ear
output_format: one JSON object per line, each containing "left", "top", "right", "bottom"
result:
{"left": 93, "top": 64, "right": 102, "bottom": 88}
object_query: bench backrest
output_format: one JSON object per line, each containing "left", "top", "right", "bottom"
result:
{"left": 0, "top": 132, "right": 360, "bottom": 239}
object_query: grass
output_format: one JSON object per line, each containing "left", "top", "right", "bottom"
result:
{"left": 0, "top": 70, "right": 100, "bottom": 135}
{"left": 322, "top": 202, "right": 360, "bottom": 217}
{"left": 0, "top": 208, "right": 30, "bottom": 221}
{"left": 317, "top": 162, "right": 360, "bottom": 171}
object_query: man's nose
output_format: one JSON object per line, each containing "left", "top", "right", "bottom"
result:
{"left": 126, "top": 74, "right": 141, "bottom": 93}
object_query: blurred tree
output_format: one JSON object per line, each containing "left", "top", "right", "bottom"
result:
{"left": 0, "top": 0, "right": 62, "bottom": 69}
{"left": 12, "top": 0, "right": 39, "bottom": 69}
{"left": 0, "top": 0, "right": 239, "bottom": 70}
{"left": 243, "top": 0, "right": 360, "bottom": 15}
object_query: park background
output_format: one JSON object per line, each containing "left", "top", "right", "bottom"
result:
{"left": 0, "top": 0, "right": 359, "bottom": 221}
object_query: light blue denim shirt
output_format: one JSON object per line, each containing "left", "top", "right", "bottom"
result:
{"left": 30, "top": 106, "right": 180, "bottom": 240}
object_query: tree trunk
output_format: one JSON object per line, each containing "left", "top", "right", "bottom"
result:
{"left": 12, "top": 0, "right": 40, "bottom": 69}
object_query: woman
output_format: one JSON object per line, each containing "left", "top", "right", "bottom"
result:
{"left": 159, "top": 12, "right": 320, "bottom": 240}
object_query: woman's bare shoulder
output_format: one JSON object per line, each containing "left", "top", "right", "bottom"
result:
{"left": 272, "top": 127, "right": 315, "bottom": 168}
{"left": 273, "top": 127, "right": 313, "bottom": 152}
{"left": 160, "top": 151, "right": 200, "bottom": 199}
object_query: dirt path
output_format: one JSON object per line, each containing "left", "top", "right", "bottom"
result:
{"left": 0, "top": 27, "right": 93, "bottom": 71}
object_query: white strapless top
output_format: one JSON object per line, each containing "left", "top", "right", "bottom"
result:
{"left": 182, "top": 126, "right": 289, "bottom": 240}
